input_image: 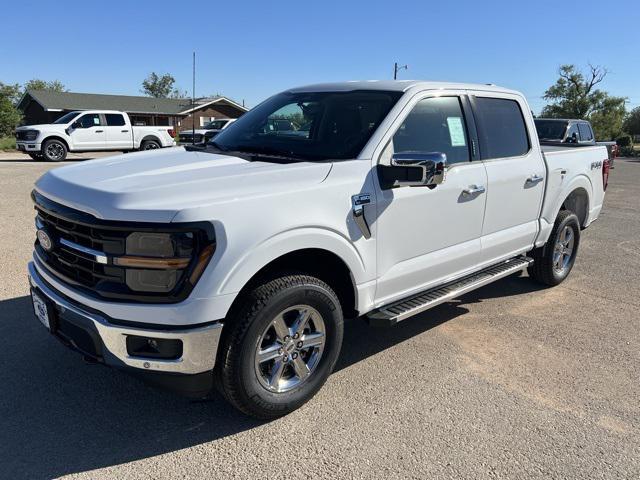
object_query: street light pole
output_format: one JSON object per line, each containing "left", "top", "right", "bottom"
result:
{"left": 394, "top": 62, "right": 408, "bottom": 80}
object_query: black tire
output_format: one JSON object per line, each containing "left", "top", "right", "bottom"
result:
{"left": 42, "top": 139, "right": 67, "bottom": 162}
{"left": 216, "top": 274, "right": 344, "bottom": 419}
{"left": 528, "top": 210, "right": 581, "bottom": 286}
{"left": 28, "top": 153, "right": 43, "bottom": 160}
{"left": 140, "top": 139, "right": 160, "bottom": 150}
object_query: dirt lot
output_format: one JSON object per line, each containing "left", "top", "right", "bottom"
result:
{"left": 0, "top": 154, "right": 638, "bottom": 479}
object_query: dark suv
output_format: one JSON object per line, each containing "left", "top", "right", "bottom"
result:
{"left": 534, "top": 118, "right": 595, "bottom": 145}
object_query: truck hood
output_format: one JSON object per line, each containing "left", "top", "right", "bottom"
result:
{"left": 35, "top": 147, "right": 333, "bottom": 223}
{"left": 17, "top": 124, "right": 66, "bottom": 131}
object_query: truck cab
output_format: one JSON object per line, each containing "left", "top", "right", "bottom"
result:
{"left": 27, "top": 81, "right": 608, "bottom": 418}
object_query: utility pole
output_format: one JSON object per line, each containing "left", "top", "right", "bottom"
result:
{"left": 192, "top": 51, "right": 196, "bottom": 145}
{"left": 394, "top": 62, "right": 408, "bottom": 80}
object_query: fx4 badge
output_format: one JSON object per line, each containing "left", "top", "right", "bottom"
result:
{"left": 590, "top": 161, "right": 603, "bottom": 170}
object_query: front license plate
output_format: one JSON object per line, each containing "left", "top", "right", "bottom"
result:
{"left": 32, "top": 291, "right": 51, "bottom": 331}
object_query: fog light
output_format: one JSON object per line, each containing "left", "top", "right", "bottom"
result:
{"left": 126, "top": 335, "right": 183, "bottom": 360}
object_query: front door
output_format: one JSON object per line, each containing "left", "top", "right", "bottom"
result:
{"left": 373, "top": 94, "right": 488, "bottom": 305}
{"left": 470, "top": 94, "right": 546, "bottom": 264}
{"left": 70, "top": 113, "right": 106, "bottom": 150}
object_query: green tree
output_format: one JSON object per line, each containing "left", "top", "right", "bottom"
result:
{"left": 141, "top": 72, "right": 177, "bottom": 98}
{"left": 24, "top": 79, "right": 67, "bottom": 92}
{"left": 0, "top": 82, "right": 22, "bottom": 137}
{"left": 541, "top": 64, "right": 626, "bottom": 140}
{"left": 623, "top": 106, "right": 640, "bottom": 136}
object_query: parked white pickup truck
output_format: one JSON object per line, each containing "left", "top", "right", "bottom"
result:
{"left": 27, "top": 81, "right": 609, "bottom": 418}
{"left": 15, "top": 110, "right": 176, "bottom": 161}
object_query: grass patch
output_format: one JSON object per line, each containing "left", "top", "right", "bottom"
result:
{"left": 0, "top": 136, "right": 16, "bottom": 150}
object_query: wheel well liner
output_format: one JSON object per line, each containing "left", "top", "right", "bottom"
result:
{"left": 561, "top": 187, "right": 589, "bottom": 227}
{"left": 141, "top": 135, "right": 161, "bottom": 145}
{"left": 228, "top": 248, "right": 358, "bottom": 319}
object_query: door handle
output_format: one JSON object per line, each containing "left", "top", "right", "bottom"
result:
{"left": 95, "top": 130, "right": 104, "bottom": 133}
{"left": 462, "top": 185, "right": 486, "bottom": 197}
{"left": 526, "top": 174, "right": 544, "bottom": 185}
{"left": 121, "top": 130, "right": 129, "bottom": 133}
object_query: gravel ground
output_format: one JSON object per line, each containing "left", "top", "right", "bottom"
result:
{"left": 0, "top": 154, "right": 638, "bottom": 479}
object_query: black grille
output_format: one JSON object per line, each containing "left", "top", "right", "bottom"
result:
{"left": 15, "top": 130, "right": 31, "bottom": 141}
{"left": 32, "top": 191, "right": 215, "bottom": 303}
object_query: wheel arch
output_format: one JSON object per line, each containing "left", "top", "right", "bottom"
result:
{"left": 42, "top": 135, "right": 69, "bottom": 151}
{"left": 561, "top": 187, "right": 590, "bottom": 227}
{"left": 140, "top": 135, "right": 161, "bottom": 147}
{"left": 225, "top": 248, "right": 359, "bottom": 320}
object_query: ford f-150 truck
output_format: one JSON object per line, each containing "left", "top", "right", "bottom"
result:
{"left": 15, "top": 110, "right": 176, "bottom": 161}
{"left": 27, "top": 81, "right": 609, "bottom": 418}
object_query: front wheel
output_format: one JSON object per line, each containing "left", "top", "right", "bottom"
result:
{"left": 528, "top": 210, "right": 581, "bottom": 286}
{"left": 42, "top": 139, "right": 67, "bottom": 162}
{"left": 216, "top": 274, "right": 344, "bottom": 419}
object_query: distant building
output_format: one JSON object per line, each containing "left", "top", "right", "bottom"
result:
{"left": 17, "top": 90, "right": 248, "bottom": 129}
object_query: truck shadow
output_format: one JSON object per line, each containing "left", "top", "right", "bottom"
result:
{"left": 0, "top": 273, "right": 543, "bottom": 479}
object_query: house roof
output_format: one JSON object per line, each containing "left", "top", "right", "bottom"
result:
{"left": 18, "top": 90, "right": 247, "bottom": 116}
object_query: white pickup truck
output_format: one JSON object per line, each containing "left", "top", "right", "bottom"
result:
{"left": 15, "top": 110, "right": 176, "bottom": 161}
{"left": 27, "top": 81, "right": 609, "bottom": 418}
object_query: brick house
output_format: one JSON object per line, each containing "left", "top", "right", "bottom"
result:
{"left": 17, "top": 90, "right": 248, "bottom": 129}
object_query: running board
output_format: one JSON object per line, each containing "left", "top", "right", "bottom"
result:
{"left": 367, "top": 257, "right": 533, "bottom": 327}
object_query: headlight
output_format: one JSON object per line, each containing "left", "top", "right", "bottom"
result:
{"left": 113, "top": 231, "right": 214, "bottom": 293}
{"left": 23, "top": 130, "right": 39, "bottom": 141}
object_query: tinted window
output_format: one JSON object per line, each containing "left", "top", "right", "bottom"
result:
{"left": 393, "top": 96, "right": 470, "bottom": 164}
{"left": 534, "top": 119, "right": 567, "bottom": 141}
{"left": 53, "top": 111, "right": 81, "bottom": 124}
{"left": 578, "top": 123, "right": 593, "bottom": 141}
{"left": 474, "top": 97, "right": 529, "bottom": 159}
{"left": 78, "top": 113, "right": 101, "bottom": 128}
{"left": 105, "top": 114, "right": 126, "bottom": 126}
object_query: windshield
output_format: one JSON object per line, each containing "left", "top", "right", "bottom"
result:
{"left": 53, "top": 111, "right": 81, "bottom": 125}
{"left": 203, "top": 120, "right": 229, "bottom": 130}
{"left": 534, "top": 119, "right": 568, "bottom": 141}
{"left": 207, "top": 90, "right": 402, "bottom": 161}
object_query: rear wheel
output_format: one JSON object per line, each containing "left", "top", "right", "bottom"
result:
{"left": 140, "top": 139, "right": 160, "bottom": 150}
{"left": 216, "top": 274, "right": 343, "bottom": 419}
{"left": 528, "top": 210, "right": 580, "bottom": 286}
{"left": 42, "top": 139, "right": 67, "bottom": 162}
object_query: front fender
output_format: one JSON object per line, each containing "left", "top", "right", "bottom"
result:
{"left": 215, "top": 227, "right": 368, "bottom": 296}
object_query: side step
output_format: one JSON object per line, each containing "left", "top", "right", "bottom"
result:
{"left": 367, "top": 257, "right": 533, "bottom": 327}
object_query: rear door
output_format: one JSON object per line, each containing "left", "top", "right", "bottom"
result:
{"left": 70, "top": 113, "right": 106, "bottom": 150}
{"left": 470, "top": 93, "right": 546, "bottom": 265}
{"left": 103, "top": 113, "right": 132, "bottom": 149}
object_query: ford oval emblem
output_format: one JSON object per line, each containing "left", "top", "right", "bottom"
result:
{"left": 37, "top": 229, "right": 53, "bottom": 252}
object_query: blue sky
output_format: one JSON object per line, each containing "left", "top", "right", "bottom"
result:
{"left": 2, "top": 0, "right": 639, "bottom": 113}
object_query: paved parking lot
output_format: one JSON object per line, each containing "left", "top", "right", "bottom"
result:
{"left": 0, "top": 155, "right": 638, "bottom": 479}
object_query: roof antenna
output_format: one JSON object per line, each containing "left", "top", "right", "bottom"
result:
{"left": 192, "top": 51, "right": 196, "bottom": 146}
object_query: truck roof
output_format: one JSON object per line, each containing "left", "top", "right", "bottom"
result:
{"left": 287, "top": 80, "right": 521, "bottom": 95}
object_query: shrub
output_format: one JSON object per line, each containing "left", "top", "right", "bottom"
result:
{"left": 0, "top": 136, "right": 16, "bottom": 150}
{"left": 616, "top": 135, "right": 633, "bottom": 147}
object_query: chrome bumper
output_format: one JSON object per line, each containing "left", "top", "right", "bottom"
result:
{"left": 28, "top": 261, "right": 223, "bottom": 375}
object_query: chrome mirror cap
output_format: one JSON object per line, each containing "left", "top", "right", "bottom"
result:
{"left": 390, "top": 152, "right": 447, "bottom": 187}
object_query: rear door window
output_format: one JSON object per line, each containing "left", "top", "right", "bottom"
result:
{"left": 473, "top": 97, "right": 530, "bottom": 159}
{"left": 578, "top": 123, "right": 593, "bottom": 141}
{"left": 105, "top": 114, "right": 126, "bottom": 126}
{"left": 392, "top": 96, "right": 470, "bottom": 164}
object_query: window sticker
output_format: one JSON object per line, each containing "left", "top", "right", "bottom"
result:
{"left": 447, "top": 117, "right": 466, "bottom": 146}
{"left": 93, "top": 116, "right": 100, "bottom": 125}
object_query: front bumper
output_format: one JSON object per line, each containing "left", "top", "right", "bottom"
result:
{"left": 28, "top": 261, "right": 223, "bottom": 379}
{"left": 16, "top": 142, "right": 42, "bottom": 152}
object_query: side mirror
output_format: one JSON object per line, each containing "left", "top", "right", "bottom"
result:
{"left": 71, "top": 121, "right": 81, "bottom": 129}
{"left": 383, "top": 152, "right": 447, "bottom": 188}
